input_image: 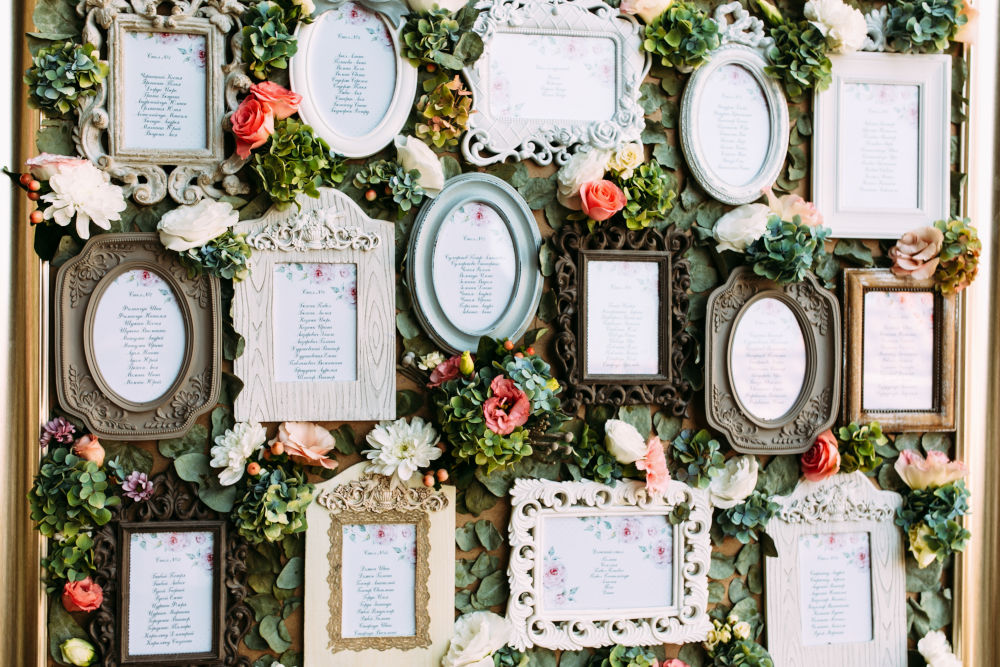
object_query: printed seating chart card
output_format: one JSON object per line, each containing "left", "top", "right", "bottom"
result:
{"left": 341, "top": 523, "right": 418, "bottom": 638}
{"left": 797, "top": 532, "right": 873, "bottom": 646}
{"left": 584, "top": 260, "right": 661, "bottom": 377}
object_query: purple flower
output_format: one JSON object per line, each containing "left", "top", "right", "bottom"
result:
{"left": 40, "top": 417, "right": 75, "bottom": 448}
{"left": 122, "top": 471, "right": 153, "bottom": 502}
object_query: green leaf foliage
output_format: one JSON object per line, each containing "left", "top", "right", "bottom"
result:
{"left": 242, "top": 1, "right": 298, "bottom": 79}
{"left": 885, "top": 0, "right": 966, "bottom": 53}
{"left": 24, "top": 41, "right": 107, "bottom": 117}
{"left": 716, "top": 491, "right": 779, "bottom": 544}
{"left": 764, "top": 20, "right": 832, "bottom": 100}
{"left": 177, "top": 230, "right": 252, "bottom": 281}
{"left": 669, "top": 429, "right": 724, "bottom": 489}
{"left": 643, "top": 3, "right": 721, "bottom": 70}
{"left": 934, "top": 218, "right": 981, "bottom": 294}
{"left": 252, "top": 117, "right": 347, "bottom": 209}
{"left": 837, "top": 421, "right": 887, "bottom": 474}
{"left": 744, "top": 216, "right": 830, "bottom": 285}
{"left": 615, "top": 161, "right": 677, "bottom": 230}
{"left": 233, "top": 464, "right": 315, "bottom": 544}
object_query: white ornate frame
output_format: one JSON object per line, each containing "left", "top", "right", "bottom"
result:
{"left": 507, "top": 478, "right": 712, "bottom": 650}
{"left": 461, "top": 0, "right": 649, "bottom": 166}
{"left": 812, "top": 52, "right": 951, "bottom": 239}
{"left": 765, "top": 473, "right": 906, "bottom": 667}
{"left": 76, "top": 0, "right": 251, "bottom": 205}
{"left": 232, "top": 188, "right": 395, "bottom": 422}
{"left": 679, "top": 3, "right": 789, "bottom": 205}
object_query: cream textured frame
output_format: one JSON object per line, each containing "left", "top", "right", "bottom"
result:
{"left": 76, "top": 0, "right": 251, "bottom": 205}
{"left": 232, "top": 188, "right": 395, "bottom": 422}
{"left": 506, "top": 478, "right": 712, "bottom": 650}
{"left": 461, "top": 0, "right": 649, "bottom": 166}
{"left": 765, "top": 473, "right": 906, "bottom": 667}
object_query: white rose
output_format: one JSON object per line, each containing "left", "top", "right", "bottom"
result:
{"left": 407, "top": 0, "right": 467, "bottom": 13}
{"left": 604, "top": 419, "right": 647, "bottom": 464}
{"left": 442, "top": 612, "right": 512, "bottom": 667}
{"left": 917, "top": 631, "right": 962, "bottom": 667}
{"left": 556, "top": 147, "right": 613, "bottom": 210}
{"left": 620, "top": 0, "right": 673, "bottom": 24}
{"left": 157, "top": 199, "right": 238, "bottom": 252}
{"left": 607, "top": 142, "right": 645, "bottom": 179}
{"left": 395, "top": 135, "right": 445, "bottom": 197}
{"left": 708, "top": 455, "right": 759, "bottom": 508}
{"left": 804, "top": 0, "right": 867, "bottom": 54}
{"left": 713, "top": 203, "right": 771, "bottom": 253}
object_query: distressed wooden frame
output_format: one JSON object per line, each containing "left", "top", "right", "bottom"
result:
{"left": 843, "top": 268, "right": 957, "bottom": 431}
{"left": 232, "top": 188, "right": 395, "bottom": 422}
{"left": 765, "top": 472, "right": 906, "bottom": 667}
{"left": 506, "top": 478, "right": 712, "bottom": 650}
{"left": 54, "top": 233, "right": 221, "bottom": 440}
{"left": 705, "top": 266, "right": 841, "bottom": 454}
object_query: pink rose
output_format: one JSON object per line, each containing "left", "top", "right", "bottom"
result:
{"left": 249, "top": 81, "right": 302, "bottom": 120}
{"left": 651, "top": 539, "right": 671, "bottom": 566}
{"left": 373, "top": 525, "right": 395, "bottom": 544}
{"left": 25, "top": 153, "right": 89, "bottom": 180}
{"left": 765, "top": 187, "right": 823, "bottom": 227}
{"left": 579, "top": 180, "right": 626, "bottom": 222}
{"left": 543, "top": 562, "right": 565, "bottom": 587}
{"left": 895, "top": 449, "right": 967, "bottom": 490}
{"left": 482, "top": 376, "right": 530, "bottom": 436}
{"left": 636, "top": 436, "right": 670, "bottom": 496}
{"left": 663, "top": 661, "right": 690, "bottom": 667}
{"left": 270, "top": 421, "right": 338, "bottom": 470}
{"left": 428, "top": 354, "right": 463, "bottom": 388}
{"left": 62, "top": 578, "right": 103, "bottom": 613}
{"left": 800, "top": 429, "right": 840, "bottom": 482}
{"left": 72, "top": 434, "right": 105, "bottom": 466}
{"left": 619, "top": 518, "right": 641, "bottom": 543}
{"left": 889, "top": 226, "right": 944, "bottom": 280}
{"left": 230, "top": 97, "right": 275, "bottom": 159}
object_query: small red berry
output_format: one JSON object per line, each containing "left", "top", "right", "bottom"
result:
{"left": 29, "top": 210, "right": 43, "bottom": 225}
{"left": 426, "top": 63, "right": 437, "bottom": 73}
{"left": 19, "top": 173, "right": 31, "bottom": 186}
{"left": 503, "top": 340, "right": 514, "bottom": 351}
{"left": 423, "top": 474, "right": 435, "bottom": 487}
{"left": 247, "top": 462, "right": 261, "bottom": 476}
{"left": 365, "top": 189, "right": 376, "bottom": 202}
{"left": 27, "top": 180, "right": 41, "bottom": 192}
{"left": 27, "top": 192, "right": 39, "bottom": 201}
{"left": 526, "top": 346, "right": 535, "bottom": 356}
{"left": 270, "top": 442, "right": 284, "bottom": 456}
{"left": 514, "top": 352, "right": 523, "bottom": 358}
{"left": 436, "top": 469, "right": 449, "bottom": 483}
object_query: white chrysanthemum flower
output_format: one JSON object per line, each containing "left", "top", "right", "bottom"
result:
{"left": 804, "top": 0, "right": 867, "bottom": 54}
{"left": 417, "top": 351, "right": 446, "bottom": 371}
{"left": 41, "top": 162, "right": 125, "bottom": 240}
{"left": 364, "top": 416, "right": 442, "bottom": 482}
{"left": 210, "top": 422, "right": 267, "bottom": 486}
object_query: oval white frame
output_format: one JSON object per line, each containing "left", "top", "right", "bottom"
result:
{"left": 679, "top": 44, "right": 789, "bottom": 205}
{"left": 407, "top": 173, "right": 542, "bottom": 354}
{"left": 290, "top": 4, "right": 418, "bottom": 158}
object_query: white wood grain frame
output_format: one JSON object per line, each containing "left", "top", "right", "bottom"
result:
{"left": 765, "top": 473, "right": 906, "bottom": 667}
{"left": 507, "top": 478, "right": 712, "bottom": 650}
{"left": 232, "top": 188, "right": 395, "bottom": 422}
{"left": 813, "top": 53, "right": 951, "bottom": 239}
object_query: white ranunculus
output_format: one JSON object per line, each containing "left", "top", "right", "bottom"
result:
{"left": 395, "top": 135, "right": 446, "bottom": 197}
{"left": 917, "top": 630, "right": 962, "bottom": 667}
{"left": 804, "top": 0, "right": 868, "bottom": 54}
{"left": 157, "top": 199, "right": 238, "bottom": 252}
{"left": 556, "top": 147, "right": 613, "bottom": 210}
{"left": 442, "top": 612, "right": 512, "bottom": 667}
{"left": 708, "top": 455, "right": 759, "bottom": 508}
{"left": 713, "top": 203, "right": 771, "bottom": 253}
{"left": 41, "top": 161, "right": 126, "bottom": 240}
{"left": 407, "top": 0, "right": 467, "bottom": 14}
{"left": 604, "top": 419, "right": 647, "bottom": 464}
{"left": 619, "top": 0, "right": 673, "bottom": 24}
{"left": 210, "top": 422, "right": 268, "bottom": 486}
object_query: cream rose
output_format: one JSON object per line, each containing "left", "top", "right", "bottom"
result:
{"left": 395, "top": 135, "right": 445, "bottom": 197}
{"left": 708, "top": 455, "right": 759, "bottom": 508}
{"left": 804, "top": 0, "right": 867, "bottom": 54}
{"left": 556, "top": 147, "right": 613, "bottom": 210}
{"left": 713, "top": 203, "right": 771, "bottom": 253}
{"left": 607, "top": 142, "right": 645, "bottom": 179}
{"left": 620, "top": 0, "right": 673, "bottom": 23}
{"left": 291, "top": 0, "right": 316, "bottom": 14}
{"left": 604, "top": 419, "right": 647, "bottom": 464}
{"left": 157, "top": 199, "right": 238, "bottom": 252}
{"left": 441, "top": 611, "right": 512, "bottom": 667}
{"left": 407, "top": 0, "right": 467, "bottom": 13}
{"left": 917, "top": 630, "right": 962, "bottom": 667}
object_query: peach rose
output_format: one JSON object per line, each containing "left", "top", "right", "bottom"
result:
{"left": 765, "top": 187, "right": 823, "bottom": 227}
{"left": 579, "top": 180, "right": 626, "bottom": 222}
{"left": 895, "top": 450, "right": 967, "bottom": 491}
{"left": 954, "top": 0, "right": 979, "bottom": 44}
{"left": 249, "top": 81, "right": 302, "bottom": 120}
{"left": 62, "top": 578, "right": 103, "bottom": 613}
{"left": 889, "top": 226, "right": 944, "bottom": 280}
{"left": 25, "top": 153, "right": 89, "bottom": 180}
{"left": 230, "top": 97, "right": 275, "bottom": 159}
{"left": 270, "top": 422, "right": 338, "bottom": 470}
{"left": 72, "top": 434, "right": 104, "bottom": 466}
{"left": 801, "top": 429, "right": 840, "bottom": 482}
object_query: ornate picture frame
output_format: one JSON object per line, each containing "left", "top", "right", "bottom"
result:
{"left": 506, "top": 478, "right": 712, "bottom": 650}
{"left": 76, "top": 0, "right": 251, "bottom": 204}
{"left": 303, "top": 463, "right": 455, "bottom": 665}
{"left": 705, "top": 266, "right": 841, "bottom": 454}
{"left": 551, "top": 223, "right": 694, "bottom": 412}
{"left": 679, "top": 2, "right": 789, "bottom": 204}
{"left": 461, "top": 0, "right": 649, "bottom": 166}
{"left": 843, "top": 268, "right": 957, "bottom": 431}
{"left": 232, "top": 188, "right": 395, "bottom": 422}
{"left": 54, "top": 233, "right": 221, "bottom": 440}
{"left": 765, "top": 473, "right": 906, "bottom": 666}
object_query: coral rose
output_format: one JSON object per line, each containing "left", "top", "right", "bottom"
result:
{"left": 249, "top": 81, "right": 302, "bottom": 120}
{"left": 579, "top": 180, "right": 626, "bottom": 222}
{"left": 230, "top": 97, "right": 274, "bottom": 159}
{"left": 72, "top": 434, "right": 104, "bottom": 466}
{"left": 428, "top": 354, "right": 462, "bottom": 388}
{"left": 801, "top": 429, "right": 840, "bottom": 482}
{"left": 62, "top": 578, "right": 103, "bottom": 613}
{"left": 270, "top": 422, "right": 338, "bottom": 470}
{"left": 482, "top": 376, "right": 530, "bottom": 436}
{"left": 889, "top": 226, "right": 944, "bottom": 280}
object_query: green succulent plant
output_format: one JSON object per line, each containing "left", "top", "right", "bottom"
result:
{"left": 493, "top": 645, "right": 527, "bottom": 667}
{"left": 763, "top": 20, "right": 832, "bottom": 100}
{"left": 716, "top": 490, "right": 779, "bottom": 544}
{"left": 588, "top": 645, "right": 659, "bottom": 667}
{"left": 415, "top": 74, "right": 473, "bottom": 148}
{"left": 400, "top": 4, "right": 483, "bottom": 71}
{"left": 642, "top": 2, "right": 720, "bottom": 70}
{"left": 837, "top": 421, "right": 886, "bottom": 474}
{"left": 178, "top": 230, "right": 252, "bottom": 281}
{"left": 243, "top": 1, "right": 298, "bottom": 79}
{"left": 934, "top": 218, "right": 981, "bottom": 294}
{"left": 744, "top": 216, "right": 830, "bottom": 285}
{"left": 233, "top": 465, "right": 315, "bottom": 544}
{"left": 353, "top": 159, "right": 426, "bottom": 214}
{"left": 571, "top": 420, "right": 626, "bottom": 486}
{"left": 24, "top": 42, "right": 108, "bottom": 117}
{"left": 252, "top": 117, "right": 346, "bottom": 208}
{"left": 669, "top": 428, "right": 725, "bottom": 489}
{"left": 885, "top": 0, "right": 966, "bottom": 53}
{"left": 615, "top": 161, "right": 677, "bottom": 230}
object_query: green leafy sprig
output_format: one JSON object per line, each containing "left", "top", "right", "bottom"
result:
{"left": 934, "top": 218, "right": 981, "bottom": 293}
{"left": 669, "top": 428, "right": 725, "bottom": 489}
{"left": 642, "top": 2, "right": 721, "bottom": 71}
{"left": 178, "top": 230, "right": 252, "bottom": 281}
{"left": 615, "top": 160, "right": 677, "bottom": 230}
{"left": 587, "top": 644, "right": 659, "bottom": 667}
{"left": 837, "top": 421, "right": 887, "bottom": 474}
{"left": 716, "top": 491, "right": 779, "bottom": 544}
{"left": 760, "top": 5, "right": 832, "bottom": 100}
{"left": 744, "top": 216, "right": 830, "bottom": 285}
{"left": 415, "top": 74, "right": 473, "bottom": 149}
{"left": 885, "top": 0, "right": 966, "bottom": 53}
{"left": 242, "top": 1, "right": 299, "bottom": 79}
{"left": 251, "top": 117, "right": 347, "bottom": 208}
{"left": 232, "top": 464, "right": 315, "bottom": 544}
{"left": 24, "top": 42, "right": 108, "bottom": 117}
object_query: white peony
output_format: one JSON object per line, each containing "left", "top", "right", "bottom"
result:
{"left": 604, "top": 419, "right": 647, "bottom": 464}
{"left": 395, "top": 135, "right": 445, "bottom": 197}
{"left": 407, "top": 0, "right": 467, "bottom": 14}
{"left": 41, "top": 162, "right": 125, "bottom": 240}
{"left": 917, "top": 631, "right": 962, "bottom": 667}
{"left": 157, "top": 199, "right": 238, "bottom": 252}
{"left": 708, "top": 455, "right": 759, "bottom": 508}
{"left": 619, "top": 0, "right": 673, "bottom": 24}
{"left": 804, "top": 0, "right": 868, "bottom": 54}
{"left": 441, "top": 612, "right": 512, "bottom": 667}
{"left": 713, "top": 203, "right": 771, "bottom": 253}
{"left": 364, "top": 416, "right": 442, "bottom": 482}
{"left": 607, "top": 142, "right": 645, "bottom": 179}
{"left": 210, "top": 422, "right": 268, "bottom": 486}
{"left": 556, "top": 147, "right": 613, "bottom": 210}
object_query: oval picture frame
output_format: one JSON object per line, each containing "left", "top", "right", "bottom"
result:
{"left": 679, "top": 43, "right": 789, "bottom": 205}
{"left": 291, "top": 1, "right": 418, "bottom": 158}
{"left": 407, "top": 173, "right": 542, "bottom": 354}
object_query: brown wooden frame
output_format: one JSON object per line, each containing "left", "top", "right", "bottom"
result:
{"left": 843, "top": 268, "right": 957, "bottom": 431}
{"left": 552, "top": 223, "right": 694, "bottom": 413}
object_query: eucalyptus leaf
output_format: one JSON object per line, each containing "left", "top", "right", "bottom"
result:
{"left": 906, "top": 554, "right": 944, "bottom": 593}
{"left": 396, "top": 389, "right": 423, "bottom": 417}
{"left": 709, "top": 552, "right": 736, "bottom": 580}
{"left": 833, "top": 239, "right": 875, "bottom": 267}
{"left": 921, "top": 433, "right": 951, "bottom": 454}
{"left": 728, "top": 577, "right": 750, "bottom": 604}
{"left": 243, "top": 626, "right": 269, "bottom": 651}
{"left": 259, "top": 614, "right": 292, "bottom": 653}
{"left": 474, "top": 520, "right": 503, "bottom": 551}
{"left": 735, "top": 542, "right": 760, "bottom": 576}
{"left": 894, "top": 433, "right": 922, "bottom": 452}
{"left": 455, "top": 589, "right": 474, "bottom": 613}
{"left": 210, "top": 406, "right": 234, "bottom": 442}
{"left": 48, "top": 594, "right": 88, "bottom": 665}
{"left": 396, "top": 311, "right": 422, "bottom": 339}
{"left": 537, "top": 290, "right": 557, "bottom": 323}
{"left": 246, "top": 593, "right": 281, "bottom": 621}
{"left": 456, "top": 559, "right": 477, "bottom": 587}
{"left": 747, "top": 563, "right": 763, "bottom": 594}
{"left": 639, "top": 81, "right": 669, "bottom": 115}
{"left": 472, "top": 570, "right": 508, "bottom": 607}
{"left": 653, "top": 412, "right": 682, "bottom": 442}
{"left": 249, "top": 571, "right": 277, "bottom": 594}
{"left": 276, "top": 556, "right": 303, "bottom": 589}
{"left": 158, "top": 424, "right": 209, "bottom": 459}
{"left": 463, "top": 480, "right": 500, "bottom": 515}
{"left": 677, "top": 643, "right": 709, "bottom": 667}
{"left": 172, "top": 453, "right": 237, "bottom": 512}
{"left": 518, "top": 175, "right": 556, "bottom": 209}
{"left": 557, "top": 650, "right": 591, "bottom": 667}
{"left": 331, "top": 424, "right": 356, "bottom": 455}
{"left": 758, "top": 455, "right": 799, "bottom": 496}
{"left": 652, "top": 142, "right": 680, "bottom": 170}
{"left": 617, "top": 405, "right": 651, "bottom": 438}
{"left": 524, "top": 647, "right": 557, "bottom": 667}
{"left": 104, "top": 441, "right": 154, "bottom": 475}
{"left": 470, "top": 552, "right": 500, "bottom": 578}
{"left": 441, "top": 155, "right": 462, "bottom": 180}
{"left": 708, "top": 580, "right": 725, "bottom": 603}
{"left": 918, "top": 590, "right": 952, "bottom": 631}
{"left": 539, "top": 242, "right": 555, "bottom": 277}
{"left": 456, "top": 523, "right": 478, "bottom": 551}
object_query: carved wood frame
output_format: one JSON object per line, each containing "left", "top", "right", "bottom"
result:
{"left": 764, "top": 472, "right": 906, "bottom": 667}
{"left": 506, "top": 478, "right": 712, "bottom": 650}
{"left": 551, "top": 222, "right": 695, "bottom": 413}
{"left": 54, "top": 232, "right": 221, "bottom": 440}
{"left": 705, "top": 266, "right": 841, "bottom": 454}
{"left": 87, "top": 470, "right": 253, "bottom": 667}
{"left": 76, "top": 0, "right": 252, "bottom": 205}
{"left": 843, "top": 268, "right": 957, "bottom": 431}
